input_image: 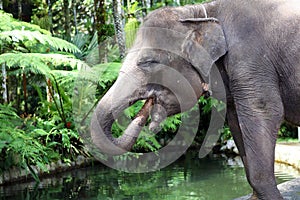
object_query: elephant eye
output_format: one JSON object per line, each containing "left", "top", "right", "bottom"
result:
{"left": 137, "top": 57, "right": 160, "bottom": 67}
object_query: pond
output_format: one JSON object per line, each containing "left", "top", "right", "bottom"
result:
{"left": 1, "top": 152, "right": 300, "bottom": 200}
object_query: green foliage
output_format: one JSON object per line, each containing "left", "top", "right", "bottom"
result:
{"left": 199, "top": 96, "right": 226, "bottom": 114}
{"left": 220, "top": 125, "right": 232, "bottom": 142}
{"left": 0, "top": 30, "right": 80, "bottom": 53}
{"left": 0, "top": 10, "right": 89, "bottom": 182}
{"left": 0, "top": 53, "right": 84, "bottom": 75}
{"left": 123, "top": 2, "right": 141, "bottom": 48}
{"left": 124, "top": 18, "right": 139, "bottom": 48}
{"left": 0, "top": 104, "right": 55, "bottom": 180}
{"left": 0, "top": 11, "right": 49, "bottom": 34}
{"left": 0, "top": 102, "right": 86, "bottom": 181}
{"left": 161, "top": 114, "right": 182, "bottom": 132}
{"left": 31, "top": 0, "right": 51, "bottom": 30}
{"left": 50, "top": 0, "right": 95, "bottom": 36}
{"left": 71, "top": 32, "right": 98, "bottom": 60}
{"left": 278, "top": 123, "right": 297, "bottom": 139}
{"left": 93, "top": 62, "right": 122, "bottom": 88}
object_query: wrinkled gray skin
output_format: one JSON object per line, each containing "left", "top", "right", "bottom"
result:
{"left": 91, "top": 0, "right": 300, "bottom": 199}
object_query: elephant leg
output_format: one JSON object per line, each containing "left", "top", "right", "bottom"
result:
{"left": 226, "top": 95, "right": 258, "bottom": 197}
{"left": 226, "top": 94, "right": 246, "bottom": 157}
{"left": 232, "top": 87, "right": 284, "bottom": 200}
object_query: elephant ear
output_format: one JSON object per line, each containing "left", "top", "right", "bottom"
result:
{"left": 181, "top": 22, "right": 227, "bottom": 77}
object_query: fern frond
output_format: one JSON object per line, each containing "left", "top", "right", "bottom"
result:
{"left": 51, "top": 62, "right": 121, "bottom": 88}
{"left": 0, "top": 11, "right": 49, "bottom": 34}
{"left": 50, "top": 70, "right": 79, "bottom": 85}
{"left": 36, "top": 53, "right": 87, "bottom": 69}
{"left": 94, "top": 62, "right": 121, "bottom": 87}
{"left": 76, "top": 62, "right": 121, "bottom": 87}
{"left": 0, "top": 30, "right": 81, "bottom": 54}
{"left": 0, "top": 53, "right": 87, "bottom": 76}
{"left": 0, "top": 53, "right": 50, "bottom": 75}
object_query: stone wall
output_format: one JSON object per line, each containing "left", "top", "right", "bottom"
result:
{"left": 0, "top": 156, "right": 93, "bottom": 185}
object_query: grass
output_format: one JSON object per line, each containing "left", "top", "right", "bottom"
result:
{"left": 277, "top": 138, "right": 299, "bottom": 143}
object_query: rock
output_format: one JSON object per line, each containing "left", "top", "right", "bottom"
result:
{"left": 235, "top": 143, "right": 300, "bottom": 199}
{"left": 0, "top": 156, "right": 91, "bottom": 185}
{"left": 9, "top": 167, "right": 20, "bottom": 181}
{"left": 50, "top": 162, "right": 56, "bottom": 171}
{"left": 275, "top": 143, "right": 300, "bottom": 170}
{"left": 234, "top": 177, "right": 300, "bottom": 200}
{"left": 3, "top": 171, "right": 10, "bottom": 182}
{"left": 220, "top": 139, "right": 239, "bottom": 155}
{"left": 76, "top": 155, "right": 86, "bottom": 166}
{"left": 278, "top": 177, "right": 300, "bottom": 199}
{"left": 226, "top": 156, "right": 244, "bottom": 167}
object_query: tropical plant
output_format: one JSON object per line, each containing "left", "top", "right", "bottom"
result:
{"left": 0, "top": 10, "right": 89, "bottom": 181}
{"left": 0, "top": 103, "right": 54, "bottom": 180}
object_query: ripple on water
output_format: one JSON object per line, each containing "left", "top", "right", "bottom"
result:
{"left": 275, "top": 162, "right": 300, "bottom": 183}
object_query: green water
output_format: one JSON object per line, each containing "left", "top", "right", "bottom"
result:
{"left": 1, "top": 153, "right": 299, "bottom": 200}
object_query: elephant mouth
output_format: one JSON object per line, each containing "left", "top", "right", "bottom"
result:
{"left": 127, "top": 96, "right": 168, "bottom": 133}
{"left": 92, "top": 81, "right": 209, "bottom": 155}
{"left": 126, "top": 98, "right": 155, "bottom": 131}
{"left": 91, "top": 93, "right": 166, "bottom": 155}
{"left": 122, "top": 95, "right": 167, "bottom": 137}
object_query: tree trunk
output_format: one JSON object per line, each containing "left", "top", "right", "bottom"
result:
{"left": 22, "top": 73, "right": 28, "bottom": 115}
{"left": 17, "top": 0, "right": 22, "bottom": 19}
{"left": 47, "top": 0, "right": 53, "bottom": 32}
{"left": 94, "top": 0, "right": 107, "bottom": 62}
{"left": 73, "top": 1, "right": 78, "bottom": 34}
{"left": 140, "top": 0, "right": 147, "bottom": 17}
{"left": 46, "top": 78, "right": 52, "bottom": 112}
{"left": 63, "top": 0, "right": 71, "bottom": 40}
{"left": 112, "top": 0, "right": 126, "bottom": 59}
{"left": 0, "top": 0, "right": 3, "bottom": 10}
{"left": 1, "top": 63, "right": 7, "bottom": 103}
{"left": 16, "top": 76, "right": 20, "bottom": 112}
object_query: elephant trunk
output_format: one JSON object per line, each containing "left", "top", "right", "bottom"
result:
{"left": 90, "top": 74, "right": 151, "bottom": 155}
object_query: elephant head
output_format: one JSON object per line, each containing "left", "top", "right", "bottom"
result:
{"left": 90, "top": 4, "right": 227, "bottom": 155}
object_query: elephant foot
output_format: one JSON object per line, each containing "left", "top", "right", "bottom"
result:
{"left": 247, "top": 191, "right": 259, "bottom": 200}
{"left": 247, "top": 194, "right": 258, "bottom": 200}
{"left": 247, "top": 190, "right": 283, "bottom": 200}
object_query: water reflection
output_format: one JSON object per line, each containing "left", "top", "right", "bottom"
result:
{"left": 0, "top": 153, "right": 299, "bottom": 200}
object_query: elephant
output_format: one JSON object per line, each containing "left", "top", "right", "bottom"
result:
{"left": 90, "top": 0, "right": 300, "bottom": 199}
